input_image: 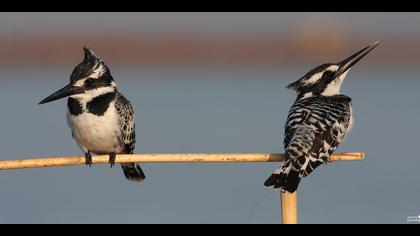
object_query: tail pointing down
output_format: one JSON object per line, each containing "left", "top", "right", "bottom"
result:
{"left": 264, "top": 159, "right": 301, "bottom": 193}
{"left": 121, "top": 163, "right": 146, "bottom": 182}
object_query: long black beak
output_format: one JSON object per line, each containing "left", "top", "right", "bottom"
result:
{"left": 334, "top": 41, "right": 381, "bottom": 79}
{"left": 39, "top": 84, "right": 84, "bottom": 104}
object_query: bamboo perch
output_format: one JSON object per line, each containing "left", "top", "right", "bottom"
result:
{"left": 0, "top": 152, "right": 364, "bottom": 224}
{"left": 0, "top": 152, "right": 364, "bottom": 170}
{"left": 281, "top": 191, "right": 297, "bottom": 224}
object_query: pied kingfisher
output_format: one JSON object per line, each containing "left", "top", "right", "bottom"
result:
{"left": 264, "top": 41, "right": 380, "bottom": 193}
{"left": 39, "top": 47, "right": 145, "bottom": 182}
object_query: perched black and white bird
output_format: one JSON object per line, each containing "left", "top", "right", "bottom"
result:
{"left": 39, "top": 47, "right": 145, "bottom": 182}
{"left": 264, "top": 41, "right": 380, "bottom": 193}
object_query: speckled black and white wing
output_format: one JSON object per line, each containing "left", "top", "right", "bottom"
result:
{"left": 115, "top": 92, "right": 145, "bottom": 181}
{"left": 264, "top": 95, "right": 352, "bottom": 192}
{"left": 115, "top": 92, "right": 136, "bottom": 154}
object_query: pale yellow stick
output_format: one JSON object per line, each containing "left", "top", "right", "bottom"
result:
{"left": 281, "top": 191, "right": 298, "bottom": 224}
{"left": 0, "top": 152, "right": 365, "bottom": 225}
{"left": 0, "top": 152, "right": 364, "bottom": 170}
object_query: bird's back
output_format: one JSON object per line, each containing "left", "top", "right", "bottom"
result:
{"left": 285, "top": 95, "right": 352, "bottom": 163}
{"left": 285, "top": 95, "right": 352, "bottom": 148}
{"left": 265, "top": 95, "right": 352, "bottom": 192}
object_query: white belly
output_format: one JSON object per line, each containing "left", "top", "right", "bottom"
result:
{"left": 66, "top": 105, "right": 123, "bottom": 154}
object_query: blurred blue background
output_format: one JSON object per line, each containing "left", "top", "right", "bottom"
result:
{"left": 0, "top": 12, "right": 419, "bottom": 224}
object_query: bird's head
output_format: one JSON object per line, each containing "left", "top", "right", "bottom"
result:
{"left": 39, "top": 47, "right": 116, "bottom": 104}
{"left": 287, "top": 41, "right": 381, "bottom": 99}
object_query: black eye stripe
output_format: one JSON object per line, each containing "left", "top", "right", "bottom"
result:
{"left": 80, "top": 74, "right": 114, "bottom": 89}
{"left": 84, "top": 78, "right": 95, "bottom": 85}
{"left": 322, "top": 70, "right": 335, "bottom": 79}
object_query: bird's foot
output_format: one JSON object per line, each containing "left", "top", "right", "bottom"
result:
{"left": 85, "top": 152, "right": 93, "bottom": 167}
{"left": 109, "top": 153, "right": 116, "bottom": 168}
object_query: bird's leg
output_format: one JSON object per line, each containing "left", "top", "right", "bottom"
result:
{"left": 85, "top": 151, "right": 93, "bottom": 167}
{"left": 109, "top": 152, "right": 116, "bottom": 168}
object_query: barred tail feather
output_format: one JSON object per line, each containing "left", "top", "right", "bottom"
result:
{"left": 264, "top": 160, "right": 301, "bottom": 193}
{"left": 121, "top": 163, "right": 146, "bottom": 182}
{"left": 264, "top": 155, "right": 326, "bottom": 192}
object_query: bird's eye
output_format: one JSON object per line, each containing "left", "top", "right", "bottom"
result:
{"left": 84, "top": 78, "right": 95, "bottom": 86}
{"left": 323, "top": 71, "right": 335, "bottom": 79}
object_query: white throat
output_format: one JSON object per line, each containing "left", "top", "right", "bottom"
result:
{"left": 321, "top": 70, "right": 349, "bottom": 96}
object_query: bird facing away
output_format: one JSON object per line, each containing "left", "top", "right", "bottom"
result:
{"left": 264, "top": 41, "right": 380, "bottom": 193}
{"left": 39, "top": 47, "right": 145, "bottom": 182}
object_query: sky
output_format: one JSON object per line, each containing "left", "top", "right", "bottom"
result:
{"left": 0, "top": 12, "right": 419, "bottom": 37}
{"left": 0, "top": 12, "right": 419, "bottom": 224}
